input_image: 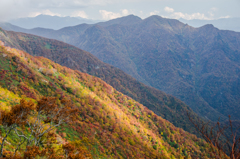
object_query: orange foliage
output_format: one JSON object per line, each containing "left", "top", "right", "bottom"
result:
{"left": 0, "top": 99, "right": 35, "bottom": 126}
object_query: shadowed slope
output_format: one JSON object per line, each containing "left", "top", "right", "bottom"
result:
{"left": 10, "top": 15, "right": 240, "bottom": 122}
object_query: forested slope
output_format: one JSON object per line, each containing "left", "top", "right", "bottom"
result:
{"left": 0, "top": 41, "right": 215, "bottom": 158}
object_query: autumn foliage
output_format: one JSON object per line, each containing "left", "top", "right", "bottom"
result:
{"left": 0, "top": 42, "right": 218, "bottom": 158}
{"left": 0, "top": 97, "right": 85, "bottom": 158}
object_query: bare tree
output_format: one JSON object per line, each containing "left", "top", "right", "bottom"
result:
{"left": 187, "top": 111, "right": 240, "bottom": 159}
{"left": 0, "top": 99, "right": 35, "bottom": 157}
{"left": 0, "top": 97, "right": 79, "bottom": 157}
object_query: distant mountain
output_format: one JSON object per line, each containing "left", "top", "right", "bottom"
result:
{"left": 7, "top": 14, "right": 101, "bottom": 30}
{"left": 6, "top": 15, "right": 240, "bottom": 122}
{"left": 0, "top": 28, "right": 206, "bottom": 136}
{"left": 0, "top": 22, "right": 28, "bottom": 33}
{"left": 179, "top": 17, "right": 240, "bottom": 32}
{"left": 0, "top": 22, "right": 57, "bottom": 39}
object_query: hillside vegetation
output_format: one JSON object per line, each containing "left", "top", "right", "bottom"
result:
{"left": 0, "top": 41, "right": 216, "bottom": 158}
{"left": 0, "top": 28, "right": 206, "bottom": 137}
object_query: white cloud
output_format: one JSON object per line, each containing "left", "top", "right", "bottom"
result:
{"left": 164, "top": 7, "right": 174, "bottom": 13}
{"left": 150, "top": 10, "right": 159, "bottom": 16}
{"left": 122, "top": 9, "right": 129, "bottom": 16}
{"left": 71, "top": 10, "right": 88, "bottom": 18}
{"left": 206, "top": 7, "right": 218, "bottom": 19}
{"left": 28, "top": 12, "right": 42, "bottom": 17}
{"left": 99, "top": 10, "right": 121, "bottom": 20}
{"left": 171, "top": 12, "right": 210, "bottom": 20}
{"left": 219, "top": 15, "right": 230, "bottom": 19}
{"left": 99, "top": 9, "right": 130, "bottom": 20}
{"left": 163, "top": 7, "right": 214, "bottom": 20}
{"left": 28, "top": 10, "right": 61, "bottom": 17}
{"left": 0, "top": 0, "right": 234, "bottom": 22}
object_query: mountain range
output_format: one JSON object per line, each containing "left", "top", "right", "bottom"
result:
{"left": 5, "top": 14, "right": 101, "bottom": 30}
{"left": 3, "top": 15, "right": 239, "bottom": 122}
{"left": 179, "top": 17, "right": 240, "bottom": 32}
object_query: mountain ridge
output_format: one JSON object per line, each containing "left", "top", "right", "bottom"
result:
{"left": 11, "top": 15, "right": 240, "bottom": 122}
{"left": 7, "top": 14, "right": 101, "bottom": 30}
{"left": 179, "top": 17, "right": 240, "bottom": 32}
{"left": 97, "top": 14, "right": 142, "bottom": 27}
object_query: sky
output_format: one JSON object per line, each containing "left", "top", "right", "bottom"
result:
{"left": 0, "top": 0, "right": 239, "bottom": 22}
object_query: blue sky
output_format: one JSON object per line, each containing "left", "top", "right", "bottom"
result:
{"left": 0, "top": 0, "right": 239, "bottom": 21}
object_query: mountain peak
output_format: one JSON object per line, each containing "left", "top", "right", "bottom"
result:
{"left": 144, "top": 15, "right": 176, "bottom": 23}
{"left": 142, "top": 15, "right": 186, "bottom": 32}
{"left": 125, "top": 14, "right": 142, "bottom": 19}
{"left": 35, "top": 14, "right": 55, "bottom": 18}
{"left": 201, "top": 24, "right": 215, "bottom": 28}
{"left": 148, "top": 15, "right": 163, "bottom": 19}
{"left": 97, "top": 14, "right": 142, "bottom": 27}
{"left": 199, "top": 24, "right": 218, "bottom": 31}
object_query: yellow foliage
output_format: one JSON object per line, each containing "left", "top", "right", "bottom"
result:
{"left": 0, "top": 86, "right": 21, "bottom": 110}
